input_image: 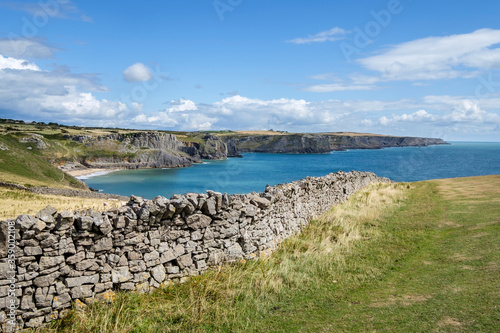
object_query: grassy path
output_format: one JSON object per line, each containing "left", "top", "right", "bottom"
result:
{"left": 44, "top": 176, "right": 500, "bottom": 333}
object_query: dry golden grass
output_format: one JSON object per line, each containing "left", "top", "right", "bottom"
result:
{"left": 433, "top": 174, "right": 500, "bottom": 200}
{"left": 0, "top": 188, "right": 124, "bottom": 220}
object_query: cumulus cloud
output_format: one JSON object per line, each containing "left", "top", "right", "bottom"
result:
{"left": 358, "top": 28, "right": 500, "bottom": 82}
{"left": 0, "top": 55, "right": 131, "bottom": 125}
{"left": 0, "top": 39, "right": 58, "bottom": 59}
{"left": 287, "top": 27, "right": 348, "bottom": 44}
{"left": 376, "top": 101, "right": 500, "bottom": 127}
{"left": 123, "top": 63, "right": 153, "bottom": 82}
{"left": 166, "top": 99, "right": 198, "bottom": 113}
{"left": 0, "top": 55, "right": 41, "bottom": 70}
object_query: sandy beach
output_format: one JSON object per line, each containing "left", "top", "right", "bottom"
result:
{"left": 66, "top": 168, "right": 122, "bottom": 179}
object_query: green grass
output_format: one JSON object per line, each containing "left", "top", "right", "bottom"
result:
{"left": 37, "top": 175, "right": 500, "bottom": 332}
{"left": 0, "top": 135, "right": 85, "bottom": 189}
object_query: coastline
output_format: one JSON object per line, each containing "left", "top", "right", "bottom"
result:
{"left": 67, "top": 168, "right": 122, "bottom": 179}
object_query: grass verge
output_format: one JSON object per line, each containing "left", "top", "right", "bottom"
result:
{"left": 0, "top": 188, "right": 123, "bottom": 220}
{"left": 37, "top": 176, "right": 499, "bottom": 332}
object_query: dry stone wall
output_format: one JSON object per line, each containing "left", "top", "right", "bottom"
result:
{"left": 0, "top": 171, "right": 390, "bottom": 331}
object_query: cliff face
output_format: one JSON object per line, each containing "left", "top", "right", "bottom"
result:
{"left": 64, "top": 132, "right": 228, "bottom": 170}
{"left": 222, "top": 134, "right": 448, "bottom": 154}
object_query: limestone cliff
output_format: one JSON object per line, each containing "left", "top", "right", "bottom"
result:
{"left": 63, "top": 132, "right": 228, "bottom": 170}
{"left": 221, "top": 133, "right": 448, "bottom": 154}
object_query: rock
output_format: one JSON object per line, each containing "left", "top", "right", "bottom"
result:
{"left": 93, "top": 237, "right": 113, "bottom": 252}
{"left": 186, "top": 214, "right": 212, "bottom": 229}
{"left": 151, "top": 265, "right": 166, "bottom": 283}
{"left": 52, "top": 292, "right": 71, "bottom": 309}
{"left": 250, "top": 196, "right": 271, "bottom": 209}
{"left": 66, "top": 252, "right": 85, "bottom": 265}
{"left": 36, "top": 206, "right": 57, "bottom": 224}
{"left": 166, "top": 266, "right": 180, "bottom": 274}
{"left": 55, "top": 211, "right": 74, "bottom": 231}
{"left": 24, "top": 246, "right": 43, "bottom": 256}
{"left": 202, "top": 197, "right": 217, "bottom": 216}
{"left": 111, "top": 267, "right": 133, "bottom": 283}
{"left": 94, "top": 215, "right": 113, "bottom": 235}
{"left": 143, "top": 250, "right": 159, "bottom": 263}
{"left": 17, "top": 215, "right": 38, "bottom": 231}
{"left": 65, "top": 274, "right": 99, "bottom": 288}
{"left": 176, "top": 254, "right": 193, "bottom": 269}
{"left": 71, "top": 285, "right": 93, "bottom": 299}
{"left": 226, "top": 243, "right": 243, "bottom": 260}
{"left": 34, "top": 271, "right": 60, "bottom": 287}
{"left": 39, "top": 256, "right": 64, "bottom": 271}
{"left": 75, "top": 216, "right": 93, "bottom": 231}
{"left": 32, "top": 220, "right": 47, "bottom": 233}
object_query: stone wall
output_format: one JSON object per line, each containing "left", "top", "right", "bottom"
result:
{"left": 0, "top": 171, "right": 390, "bottom": 331}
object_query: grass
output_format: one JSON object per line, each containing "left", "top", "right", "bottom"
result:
{"left": 33, "top": 175, "right": 500, "bottom": 332}
{"left": 0, "top": 188, "right": 124, "bottom": 220}
{"left": 0, "top": 135, "right": 85, "bottom": 189}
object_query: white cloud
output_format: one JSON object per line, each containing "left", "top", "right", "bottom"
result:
{"left": 167, "top": 99, "right": 198, "bottom": 113}
{"left": 0, "top": 39, "right": 58, "bottom": 59}
{"left": 123, "top": 63, "right": 153, "bottom": 82}
{"left": 377, "top": 110, "right": 437, "bottom": 126}
{"left": 375, "top": 101, "right": 500, "bottom": 127}
{"left": 0, "top": 55, "right": 40, "bottom": 71}
{"left": 287, "top": 27, "right": 348, "bottom": 44}
{"left": 358, "top": 28, "right": 500, "bottom": 82}
{"left": 0, "top": 55, "right": 131, "bottom": 124}
{"left": 132, "top": 112, "right": 178, "bottom": 127}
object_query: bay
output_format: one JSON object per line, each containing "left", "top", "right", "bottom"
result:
{"left": 82, "top": 142, "right": 500, "bottom": 199}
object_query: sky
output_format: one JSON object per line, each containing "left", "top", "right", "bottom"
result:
{"left": 0, "top": 0, "right": 500, "bottom": 141}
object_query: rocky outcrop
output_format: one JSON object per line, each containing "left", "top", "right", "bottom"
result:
{"left": 62, "top": 132, "right": 228, "bottom": 170}
{"left": 0, "top": 171, "right": 390, "bottom": 330}
{"left": 180, "top": 134, "right": 228, "bottom": 160}
{"left": 222, "top": 134, "right": 448, "bottom": 154}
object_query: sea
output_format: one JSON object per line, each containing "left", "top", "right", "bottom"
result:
{"left": 81, "top": 142, "right": 500, "bottom": 199}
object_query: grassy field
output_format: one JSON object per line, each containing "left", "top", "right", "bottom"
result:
{"left": 35, "top": 175, "right": 499, "bottom": 332}
{"left": 0, "top": 188, "right": 124, "bottom": 220}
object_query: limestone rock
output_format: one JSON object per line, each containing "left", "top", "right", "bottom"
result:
{"left": 186, "top": 214, "right": 212, "bottom": 229}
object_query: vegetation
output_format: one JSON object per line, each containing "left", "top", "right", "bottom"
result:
{"left": 0, "top": 134, "right": 85, "bottom": 189}
{"left": 0, "top": 188, "right": 123, "bottom": 220}
{"left": 36, "top": 175, "right": 499, "bottom": 332}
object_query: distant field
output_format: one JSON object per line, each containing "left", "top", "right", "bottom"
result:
{"left": 40, "top": 175, "right": 500, "bottom": 332}
{"left": 0, "top": 188, "right": 123, "bottom": 220}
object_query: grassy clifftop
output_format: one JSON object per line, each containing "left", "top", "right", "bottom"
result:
{"left": 0, "top": 133, "right": 84, "bottom": 189}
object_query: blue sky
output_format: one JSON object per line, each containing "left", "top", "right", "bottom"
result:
{"left": 0, "top": 0, "right": 500, "bottom": 141}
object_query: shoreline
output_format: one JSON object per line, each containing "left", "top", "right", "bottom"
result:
{"left": 66, "top": 168, "right": 123, "bottom": 179}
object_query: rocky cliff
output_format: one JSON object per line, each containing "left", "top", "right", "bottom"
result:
{"left": 222, "top": 133, "right": 448, "bottom": 155}
{"left": 64, "top": 132, "right": 228, "bottom": 170}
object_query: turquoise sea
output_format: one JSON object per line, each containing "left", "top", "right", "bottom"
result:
{"left": 82, "top": 142, "right": 500, "bottom": 199}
